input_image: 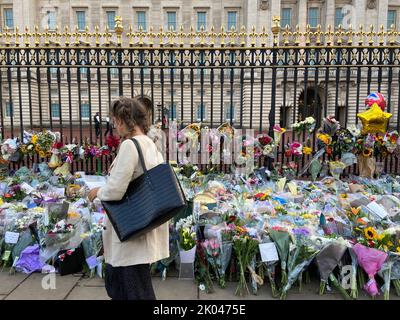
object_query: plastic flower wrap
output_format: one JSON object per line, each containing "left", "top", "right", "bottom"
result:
{"left": 329, "top": 161, "right": 346, "bottom": 180}
{"left": 273, "top": 125, "right": 286, "bottom": 145}
{"left": 1, "top": 138, "right": 20, "bottom": 161}
{"left": 321, "top": 116, "right": 341, "bottom": 136}
{"left": 352, "top": 243, "right": 388, "bottom": 297}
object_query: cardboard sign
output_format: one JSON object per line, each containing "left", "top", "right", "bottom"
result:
{"left": 5, "top": 231, "right": 20, "bottom": 244}
{"left": 20, "top": 182, "right": 35, "bottom": 195}
{"left": 259, "top": 242, "right": 279, "bottom": 263}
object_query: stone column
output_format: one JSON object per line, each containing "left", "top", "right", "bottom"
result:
{"left": 353, "top": 0, "right": 367, "bottom": 29}
{"left": 13, "top": 0, "right": 38, "bottom": 28}
{"left": 326, "top": 0, "right": 335, "bottom": 29}
{"left": 377, "top": 0, "right": 389, "bottom": 30}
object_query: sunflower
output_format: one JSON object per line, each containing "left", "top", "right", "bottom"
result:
{"left": 317, "top": 133, "right": 331, "bottom": 145}
{"left": 35, "top": 145, "right": 41, "bottom": 153}
{"left": 397, "top": 247, "right": 400, "bottom": 253}
{"left": 31, "top": 135, "right": 38, "bottom": 144}
{"left": 39, "top": 151, "right": 46, "bottom": 158}
{"left": 362, "top": 148, "right": 373, "bottom": 157}
{"left": 339, "top": 193, "right": 348, "bottom": 199}
{"left": 364, "top": 227, "right": 378, "bottom": 240}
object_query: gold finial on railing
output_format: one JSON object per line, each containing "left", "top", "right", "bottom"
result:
{"left": 4, "top": 26, "right": 12, "bottom": 46}
{"left": 305, "top": 24, "right": 311, "bottom": 45}
{"left": 33, "top": 25, "right": 40, "bottom": 46}
{"left": 24, "top": 26, "right": 31, "bottom": 47}
{"left": 271, "top": 16, "right": 280, "bottom": 46}
{"left": 219, "top": 26, "right": 226, "bottom": 47}
{"left": 136, "top": 25, "right": 144, "bottom": 46}
{"left": 282, "top": 25, "right": 291, "bottom": 45}
{"left": 73, "top": 26, "right": 80, "bottom": 46}
{"left": 367, "top": 24, "right": 374, "bottom": 45}
{"left": 239, "top": 26, "right": 246, "bottom": 46}
{"left": 228, "top": 26, "right": 237, "bottom": 46}
{"left": 158, "top": 26, "right": 165, "bottom": 46}
{"left": 357, "top": 24, "right": 364, "bottom": 45}
{"left": 315, "top": 24, "right": 322, "bottom": 45}
{"left": 104, "top": 25, "right": 112, "bottom": 46}
{"left": 178, "top": 25, "right": 185, "bottom": 47}
{"left": 325, "top": 25, "right": 334, "bottom": 45}
{"left": 54, "top": 26, "right": 61, "bottom": 46}
{"left": 14, "top": 26, "right": 22, "bottom": 46}
{"left": 64, "top": 26, "right": 70, "bottom": 46}
{"left": 94, "top": 26, "right": 101, "bottom": 46}
{"left": 44, "top": 26, "right": 50, "bottom": 46}
{"left": 249, "top": 26, "right": 257, "bottom": 46}
{"left": 209, "top": 26, "right": 217, "bottom": 47}
{"left": 346, "top": 25, "right": 354, "bottom": 45}
{"left": 84, "top": 25, "right": 91, "bottom": 46}
{"left": 148, "top": 26, "right": 155, "bottom": 46}
{"left": 166, "top": 26, "right": 175, "bottom": 46}
{"left": 259, "top": 26, "right": 267, "bottom": 46}
{"left": 115, "top": 16, "right": 124, "bottom": 46}
{"left": 378, "top": 24, "right": 385, "bottom": 45}
{"left": 293, "top": 25, "right": 301, "bottom": 45}
{"left": 336, "top": 24, "right": 345, "bottom": 45}
{"left": 199, "top": 25, "right": 207, "bottom": 46}
{"left": 388, "top": 24, "right": 396, "bottom": 45}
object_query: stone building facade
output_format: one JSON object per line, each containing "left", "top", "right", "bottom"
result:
{"left": 0, "top": 0, "right": 399, "bottom": 138}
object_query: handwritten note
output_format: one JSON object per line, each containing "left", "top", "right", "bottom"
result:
{"left": 5, "top": 231, "right": 20, "bottom": 244}
{"left": 259, "top": 242, "right": 279, "bottom": 263}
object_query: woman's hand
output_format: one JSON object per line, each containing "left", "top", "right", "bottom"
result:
{"left": 88, "top": 187, "right": 100, "bottom": 202}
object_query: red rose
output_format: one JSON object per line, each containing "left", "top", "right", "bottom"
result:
{"left": 285, "top": 149, "right": 292, "bottom": 157}
{"left": 258, "top": 135, "right": 272, "bottom": 146}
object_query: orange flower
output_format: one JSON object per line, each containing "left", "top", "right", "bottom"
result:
{"left": 350, "top": 207, "right": 360, "bottom": 215}
{"left": 357, "top": 218, "right": 367, "bottom": 225}
{"left": 326, "top": 146, "right": 333, "bottom": 155}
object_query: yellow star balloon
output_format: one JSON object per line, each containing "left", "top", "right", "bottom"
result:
{"left": 357, "top": 103, "right": 392, "bottom": 134}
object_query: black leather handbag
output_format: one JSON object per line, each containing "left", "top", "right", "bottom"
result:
{"left": 101, "top": 138, "right": 187, "bottom": 242}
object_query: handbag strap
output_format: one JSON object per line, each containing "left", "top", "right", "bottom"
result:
{"left": 130, "top": 138, "right": 148, "bottom": 174}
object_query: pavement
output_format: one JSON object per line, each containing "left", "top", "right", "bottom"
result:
{"left": 0, "top": 268, "right": 399, "bottom": 300}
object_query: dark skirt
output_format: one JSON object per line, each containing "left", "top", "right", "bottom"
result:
{"left": 105, "top": 263, "right": 156, "bottom": 300}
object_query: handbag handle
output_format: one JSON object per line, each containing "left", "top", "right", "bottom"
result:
{"left": 130, "top": 138, "right": 154, "bottom": 190}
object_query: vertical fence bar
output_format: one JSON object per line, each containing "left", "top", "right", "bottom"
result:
{"left": 7, "top": 67, "right": 14, "bottom": 138}
{"left": 0, "top": 67, "right": 4, "bottom": 139}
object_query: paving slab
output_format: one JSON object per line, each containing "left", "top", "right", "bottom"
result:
{"left": 153, "top": 278, "right": 198, "bottom": 300}
{"left": 0, "top": 272, "right": 30, "bottom": 295}
{"left": 77, "top": 276, "right": 105, "bottom": 287}
{"left": 66, "top": 285, "right": 109, "bottom": 300}
{"left": 5, "top": 273, "right": 82, "bottom": 300}
{"left": 199, "top": 282, "right": 274, "bottom": 300}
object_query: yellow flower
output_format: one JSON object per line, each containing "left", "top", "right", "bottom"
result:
{"left": 32, "top": 135, "right": 38, "bottom": 144}
{"left": 340, "top": 193, "right": 348, "bottom": 199}
{"left": 363, "top": 148, "right": 373, "bottom": 157}
{"left": 397, "top": 247, "right": 400, "bottom": 253}
{"left": 364, "top": 227, "right": 378, "bottom": 241}
{"left": 35, "top": 145, "right": 41, "bottom": 153}
{"left": 303, "top": 146, "right": 312, "bottom": 155}
{"left": 317, "top": 133, "right": 331, "bottom": 145}
{"left": 387, "top": 241, "right": 394, "bottom": 248}
{"left": 39, "top": 151, "right": 46, "bottom": 158}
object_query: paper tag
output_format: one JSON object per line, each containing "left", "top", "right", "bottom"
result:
{"left": 259, "top": 242, "right": 279, "bottom": 262}
{"left": 53, "top": 187, "right": 65, "bottom": 197}
{"left": 86, "top": 255, "right": 98, "bottom": 269}
{"left": 367, "top": 201, "right": 388, "bottom": 219}
{"left": 2, "top": 250, "right": 11, "bottom": 261}
{"left": 5, "top": 231, "right": 20, "bottom": 244}
{"left": 20, "top": 182, "right": 35, "bottom": 195}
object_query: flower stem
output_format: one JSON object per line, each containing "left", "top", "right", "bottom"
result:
{"left": 393, "top": 279, "right": 400, "bottom": 296}
{"left": 329, "top": 273, "right": 352, "bottom": 300}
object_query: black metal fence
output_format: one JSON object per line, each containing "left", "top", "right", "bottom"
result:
{"left": 1, "top": 26, "right": 400, "bottom": 174}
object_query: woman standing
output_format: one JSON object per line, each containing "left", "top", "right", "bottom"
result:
{"left": 88, "top": 97, "right": 169, "bottom": 300}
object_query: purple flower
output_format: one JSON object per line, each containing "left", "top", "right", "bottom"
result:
{"left": 292, "top": 228, "right": 310, "bottom": 237}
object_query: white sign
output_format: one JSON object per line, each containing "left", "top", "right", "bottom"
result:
{"left": 83, "top": 175, "right": 107, "bottom": 189}
{"left": 259, "top": 242, "right": 279, "bottom": 263}
{"left": 367, "top": 201, "right": 388, "bottom": 219}
{"left": 20, "top": 182, "right": 35, "bottom": 195}
{"left": 5, "top": 231, "right": 20, "bottom": 244}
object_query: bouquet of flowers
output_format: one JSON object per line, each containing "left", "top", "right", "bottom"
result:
{"left": 321, "top": 116, "right": 341, "bottom": 136}
{"left": 35, "top": 131, "right": 58, "bottom": 158}
{"left": 273, "top": 125, "right": 286, "bottom": 145}
{"left": 232, "top": 225, "right": 260, "bottom": 296}
{"left": 292, "top": 117, "right": 316, "bottom": 136}
{"left": 1, "top": 138, "right": 20, "bottom": 162}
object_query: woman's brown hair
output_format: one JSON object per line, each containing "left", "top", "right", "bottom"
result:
{"left": 111, "top": 97, "right": 149, "bottom": 134}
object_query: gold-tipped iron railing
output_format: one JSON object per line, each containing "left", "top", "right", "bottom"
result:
{"left": 0, "top": 16, "right": 399, "bottom": 49}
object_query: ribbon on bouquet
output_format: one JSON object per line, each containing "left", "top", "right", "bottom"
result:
{"left": 298, "top": 148, "right": 325, "bottom": 177}
{"left": 247, "top": 265, "right": 264, "bottom": 286}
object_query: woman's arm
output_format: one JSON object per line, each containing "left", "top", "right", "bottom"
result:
{"left": 97, "top": 139, "right": 138, "bottom": 201}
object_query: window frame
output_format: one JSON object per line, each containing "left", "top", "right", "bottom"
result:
{"left": 106, "top": 10, "right": 116, "bottom": 31}
{"left": 166, "top": 11, "right": 177, "bottom": 31}
{"left": 307, "top": 7, "right": 320, "bottom": 28}
{"left": 75, "top": 10, "right": 87, "bottom": 32}
{"left": 227, "top": 11, "right": 237, "bottom": 31}
{"left": 224, "top": 103, "right": 236, "bottom": 122}
{"left": 5, "top": 101, "right": 13, "bottom": 117}
{"left": 3, "top": 7, "right": 14, "bottom": 29}
{"left": 281, "top": 8, "right": 292, "bottom": 29}
{"left": 197, "top": 11, "right": 207, "bottom": 31}
{"left": 136, "top": 10, "right": 147, "bottom": 31}
{"left": 335, "top": 7, "right": 345, "bottom": 28}
{"left": 47, "top": 10, "right": 57, "bottom": 31}
{"left": 197, "top": 103, "right": 206, "bottom": 121}
{"left": 80, "top": 102, "right": 91, "bottom": 119}
{"left": 50, "top": 102, "right": 61, "bottom": 119}
{"left": 388, "top": 9, "right": 397, "bottom": 29}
